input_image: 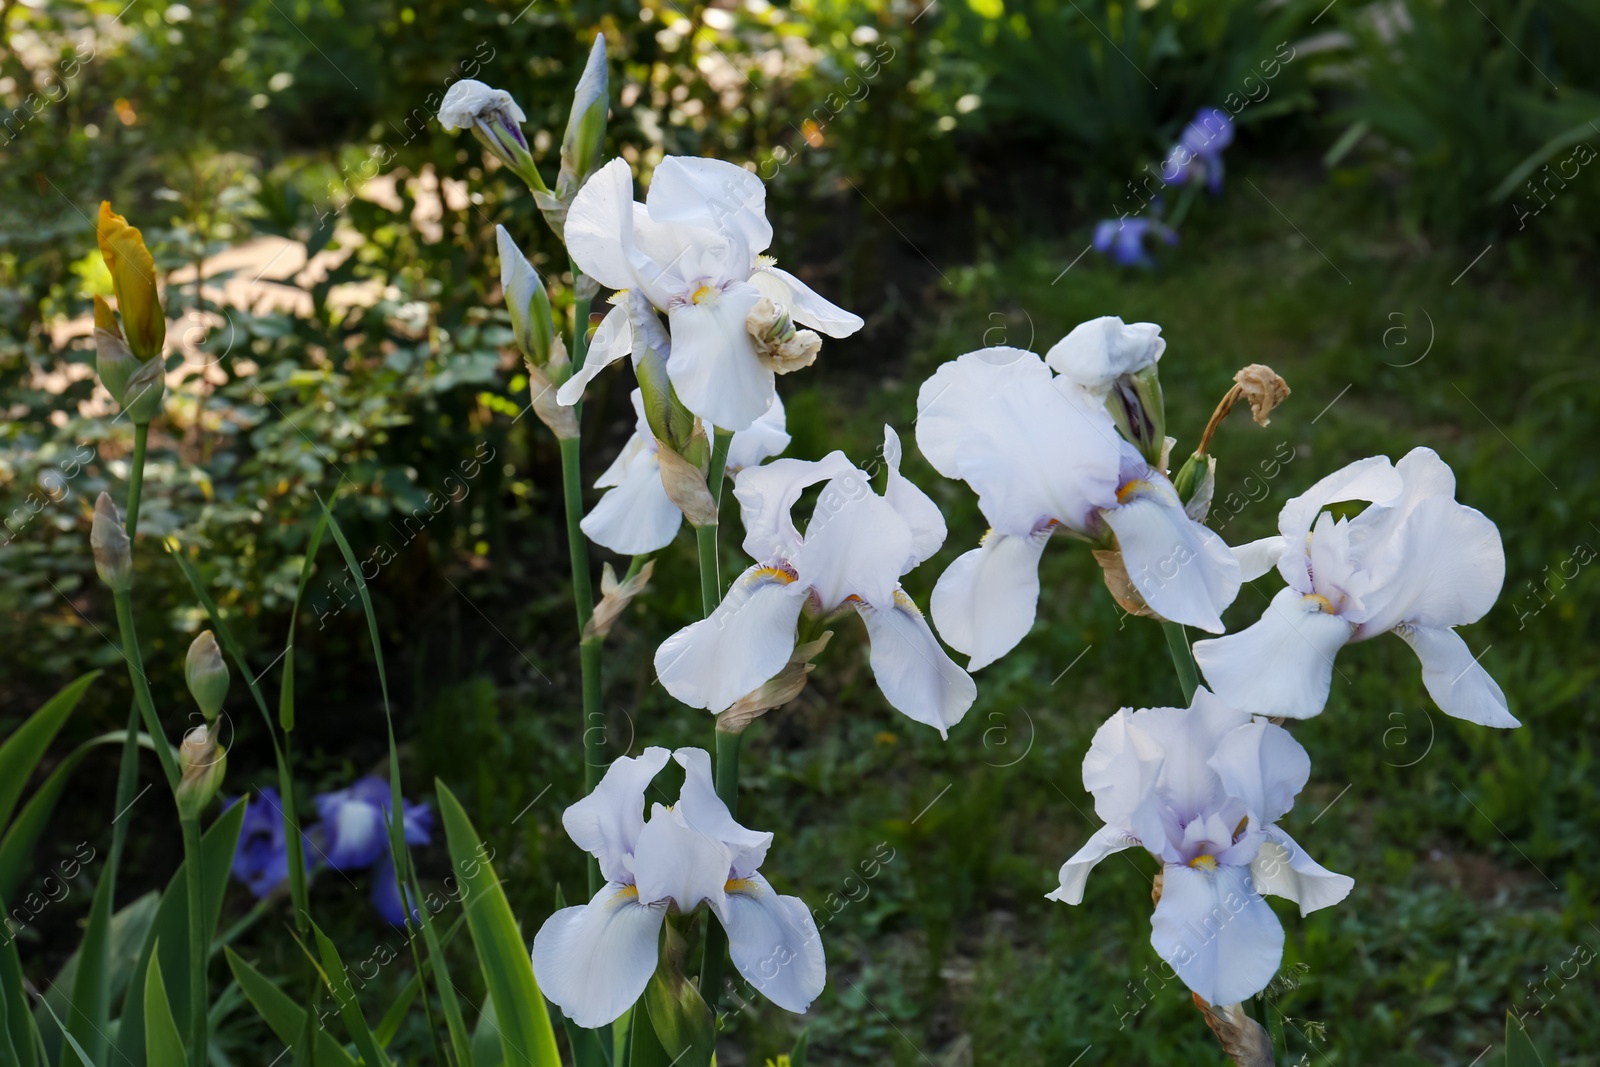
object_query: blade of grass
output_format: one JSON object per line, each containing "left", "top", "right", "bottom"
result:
{"left": 0, "top": 672, "right": 99, "bottom": 831}
{"left": 316, "top": 494, "right": 448, "bottom": 1066}
{"left": 406, "top": 858, "right": 474, "bottom": 1067}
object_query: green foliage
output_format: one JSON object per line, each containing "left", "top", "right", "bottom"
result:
{"left": 437, "top": 780, "right": 562, "bottom": 1067}
{"left": 143, "top": 951, "right": 188, "bottom": 1067}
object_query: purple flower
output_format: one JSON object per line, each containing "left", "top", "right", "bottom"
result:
{"left": 315, "top": 777, "right": 435, "bottom": 926}
{"left": 228, "top": 788, "right": 312, "bottom": 899}
{"left": 1160, "top": 107, "right": 1235, "bottom": 193}
{"left": 1093, "top": 217, "right": 1179, "bottom": 268}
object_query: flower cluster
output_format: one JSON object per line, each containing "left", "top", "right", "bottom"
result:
{"left": 532, "top": 747, "right": 823, "bottom": 1027}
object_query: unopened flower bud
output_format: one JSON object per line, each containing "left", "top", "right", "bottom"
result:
{"left": 120, "top": 352, "right": 166, "bottom": 424}
{"left": 96, "top": 202, "right": 166, "bottom": 362}
{"left": 559, "top": 35, "right": 609, "bottom": 198}
{"left": 1172, "top": 451, "right": 1218, "bottom": 522}
{"left": 496, "top": 226, "right": 557, "bottom": 367}
{"left": 177, "top": 724, "right": 226, "bottom": 820}
{"left": 439, "top": 80, "right": 547, "bottom": 194}
{"left": 747, "top": 297, "right": 821, "bottom": 374}
{"left": 1047, "top": 317, "right": 1166, "bottom": 465}
{"left": 94, "top": 295, "right": 139, "bottom": 404}
{"left": 185, "top": 631, "right": 229, "bottom": 722}
{"left": 91, "top": 492, "right": 132, "bottom": 592}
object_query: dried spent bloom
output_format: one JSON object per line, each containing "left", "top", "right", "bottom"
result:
{"left": 1232, "top": 364, "right": 1290, "bottom": 427}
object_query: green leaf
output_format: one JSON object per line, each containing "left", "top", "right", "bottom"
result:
{"left": 143, "top": 951, "right": 186, "bottom": 1066}
{"left": 641, "top": 923, "right": 714, "bottom": 1067}
{"left": 372, "top": 913, "right": 465, "bottom": 1049}
{"left": 34, "top": 893, "right": 160, "bottom": 1064}
{"left": 223, "top": 948, "right": 358, "bottom": 1067}
{"left": 113, "top": 801, "right": 246, "bottom": 1067}
{"left": 470, "top": 996, "right": 504, "bottom": 1067}
{"left": 436, "top": 781, "right": 561, "bottom": 1067}
{"left": 309, "top": 922, "right": 393, "bottom": 1067}
{"left": 407, "top": 862, "right": 474, "bottom": 1067}
{"left": 624, "top": 1005, "right": 671, "bottom": 1067}
{"left": 0, "top": 887, "right": 40, "bottom": 1067}
{"left": 0, "top": 671, "right": 98, "bottom": 833}
{"left": 790, "top": 1029, "right": 809, "bottom": 1067}
{"left": 280, "top": 512, "right": 329, "bottom": 733}
{"left": 1505, "top": 1011, "right": 1547, "bottom": 1066}
{"left": 35, "top": 996, "right": 93, "bottom": 1067}
{"left": 0, "top": 731, "right": 146, "bottom": 903}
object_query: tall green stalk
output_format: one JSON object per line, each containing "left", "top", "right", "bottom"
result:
{"left": 695, "top": 429, "right": 737, "bottom": 1018}
{"left": 560, "top": 266, "right": 605, "bottom": 896}
{"left": 1162, "top": 620, "right": 1199, "bottom": 703}
{"left": 180, "top": 815, "right": 206, "bottom": 1067}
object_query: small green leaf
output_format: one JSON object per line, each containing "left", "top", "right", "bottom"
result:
{"left": 1506, "top": 1011, "right": 1547, "bottom": 1067}
{"left": 642, "top": 923, "right": 714, "bottom": 1067}
{"left": 143, "top": 951, "right": 186, "bottom": 1066}
{"left": 437, "top": 781, "right": 561, "bottom": 1067}
{"left": 309, "top": 922, "right": 393, "bottom": 1067}
{"left": 223, "top": 948, "right": 358, "bottom": 1067}
{"left": 114, "top": 801, "right": 246, "bottom": 1066}
{"left": 0, "top": 672, "right": 98, "bottom": 833}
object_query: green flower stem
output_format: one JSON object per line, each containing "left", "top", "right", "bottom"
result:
{"left": 1162, "top": 620, "right": 1199, "bottom": 704}
{"left": 694, "top": 429, "right": 738, "bottom": 1018}
{"left": 111, "top": 591, "right": 179, "bottom": 791}
{"left": 107, "top": 421, "right": 152, "bottom": 873}
{"left": 560, "top": 265, "right": 605, "bottom": 895}
{"left": 180, "top": 814, "right": 207, "bottom": 1067}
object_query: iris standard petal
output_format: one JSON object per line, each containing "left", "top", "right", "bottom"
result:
{"left": 562, "top": 747, "right": 672, "bottom": 883}
{"left": 791, "top": 485, "right": 913, "bottom": 612}
{"left": 1207, "top": 719, "right": 1310, "bottom": 827}
{"left": 633, "top": 803, "right": 734, "bottom": 913}
{"left": 1353, "top": 496, "right": 1505, "bottom": 636}
{"left": 531, "top": 883, "right": 667, "bottom": 1028}
{"left": 563, "top": 158, "right": 639, "bottom": 293}
{"left": 914, "top": 346, "right": 1052, "bottom": 478}
{"left": 654, "top": 565, "right": 807, "bottom": 712}
{"left": 718, "top": 874, "right": 827, "bottom": 1014}
{"left": 1395, "top": 624, "right": 1518, "bottom": 727}
{"left": 734, "top": 451, "right": 858, "bottom": 563}
{"left": 645, "top": 156, "right": 773, "bottom": 263}
{"left": 1193, "top": 587, "right": 1354, "bottom": 718}
{"left": 856, "top": 588, "right": 976, "bottom": 738}
{"left": 1150, "top": 862, "right": 1285, "bottom": 1006}
{"left": 673, "top": 747, "right": 773, "bottom": 879}
{"left": 928, "top": 528, "right": 1050, "bottom": 671}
